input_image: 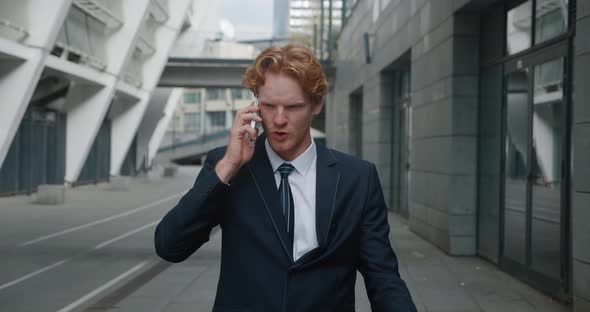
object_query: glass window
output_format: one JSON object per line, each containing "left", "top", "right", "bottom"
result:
{"left": 535, "top": 0, "right": 568, "bottom": 44}
{"left": 231, "top": 88, "right": 245, "bottom": 100}
{"left": 169, "top": 115, "right": 181, "bottom": 131}
{"left": 398, "top": 67, "right": 411, "bottom": 100}
{"left": 185, "top": 112, "right": 200, "bottom": 131}
{"left": 206, "top": 88, "right": 224, "bottom": 100}
{"left": 530, "top": 57, "right": 564, "bottom": 280}
{"left": 507, "top": 0, "right": 532, "bottom": 55}
{"left": 503, "top": 69, "right": 530, "bottom": 264}
{"left": 207, "top": 111, "right": 226, "bottom": 128}
{"left": 183, "top": 92, "right": 201, "bottom": 104}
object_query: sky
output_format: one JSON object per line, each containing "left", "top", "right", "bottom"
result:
{"left": 199, "top": 0, "right": 275, "bottom": 41}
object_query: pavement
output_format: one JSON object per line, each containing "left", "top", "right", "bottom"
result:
{"left": 0, "top": 166, "right": 571, "bottom": 312}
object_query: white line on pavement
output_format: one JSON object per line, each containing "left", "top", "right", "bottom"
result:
{"left": 0, "top": 220, "right": 162, "bottom": 292}
{"left": 0, "top": 259, "right": 71, "bottom": 291}
{"left": 93, "top": 220, "right": 160, "bottom": 250}
{"left": 55, "top": 260, "right": 151, "bottom": 312}
{"left": 20, "top": 192, "right": 184, "bottom": 246}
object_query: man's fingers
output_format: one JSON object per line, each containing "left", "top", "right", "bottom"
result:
{"left": 238, "top": 104, "right": 260, "bottom": 115}
{"left": 233, "top": 106, "right": 260, "bottom": 126}
{"left": 238, "top": 112, "right": 262, "bottom": 126}
{"left": 236, "top": 124, "right": 257, "bottom": 142}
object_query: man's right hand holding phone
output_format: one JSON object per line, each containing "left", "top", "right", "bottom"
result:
{"left": 215, "top": 103, "right": 262, "bottom": 184}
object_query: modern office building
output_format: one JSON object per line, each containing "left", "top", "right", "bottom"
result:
{"left": 167, "top": 87, "right": 254, "bottom": 136}
{"left": 289, "top": 0, "right": 344, "bottom": 60}
{"left": 0, "top": 0, "right": 193, "bottom": 194}
{"left": 328, "top": 0, "right": 588, "bottom": 309}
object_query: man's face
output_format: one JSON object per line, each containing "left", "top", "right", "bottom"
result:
{"left": 258, "top": 72, "right": 322, "bottom": 161}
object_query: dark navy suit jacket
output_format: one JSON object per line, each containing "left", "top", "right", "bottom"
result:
{"left": 154, "top": 133, "right": 416, "bottom": 312}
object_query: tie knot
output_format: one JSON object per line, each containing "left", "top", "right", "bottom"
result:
{"left": 277, "top": 163, "right": 295, "bottom": 178}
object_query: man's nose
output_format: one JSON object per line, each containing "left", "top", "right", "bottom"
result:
{"left": 273, "top": 107, "right": 287, "bottom": 125}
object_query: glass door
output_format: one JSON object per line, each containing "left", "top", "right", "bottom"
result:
{"left": 501, "top": 46, "right": 568, "bottom": 295}
{"left": 530, "top": 57, "right": 564, "bottom": 283}
{"left": 503, "top": 67, "right": 530, "bottom": 268}
{"left": 397, "top": 67, "right": 411, "bottom": 217}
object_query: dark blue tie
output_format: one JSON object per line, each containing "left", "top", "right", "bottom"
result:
{"left": 277, "top": 163, "right": 295, "bottom": 237}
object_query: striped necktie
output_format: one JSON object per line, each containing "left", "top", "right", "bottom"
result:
{"left": 277, "top": 163, "right": 295, "bottom": 236}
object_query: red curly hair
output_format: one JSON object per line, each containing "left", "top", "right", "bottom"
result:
{"left": 242, "top": 44, "right": 328, "bottom": 103}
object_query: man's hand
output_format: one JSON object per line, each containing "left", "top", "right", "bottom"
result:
{"left": 215, "top": 104, "right": 262, "bottom": 184}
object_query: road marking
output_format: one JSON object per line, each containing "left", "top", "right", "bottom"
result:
{"left": 93, "top": 220, "right": 159, "bottom": 250}
{"left": 20, "top": 192, "right": 184, "bottom": 246}
{"left": 0, "top": 259, "right": 71, "bottom": 291}
{"left": 55, "top": 260, "right": 151, "bottom": 312}
{"left": 0, "top": 220, "right": 161, "bottom": 292}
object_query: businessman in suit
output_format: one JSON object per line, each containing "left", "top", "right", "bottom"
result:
{"left": 155, "top": 44, "right": 416, "bottom": 311}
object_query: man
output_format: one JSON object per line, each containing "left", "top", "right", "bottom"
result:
{"left": 155, "top": 44, "right": 416, "bottom": 311}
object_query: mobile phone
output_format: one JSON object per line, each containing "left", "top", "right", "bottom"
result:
{"left": 250, "top": 97, "right": 259, "bottom": 129}
{"left": 248, "top": 97, "right": 260, "bottom": 147}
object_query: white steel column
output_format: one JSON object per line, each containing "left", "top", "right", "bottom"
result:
{"left": 110, "top": 0, "right": 192, "bottom": 176}
{"left": 64, "top": 0, "right": 151, "bottom": 183}
{"left": 146, "top": 88, "right": 183, "bottom": 167}
{"left": 0, "top": 0, "right": 72, "bottom": 167}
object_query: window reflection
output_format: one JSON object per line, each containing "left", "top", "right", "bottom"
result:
{"left": 503, "top": 69, "right": 529, "bottom": 264}
{"left": 535, "top": 0, "right": 568, "bottom": 44}
{"left": 507, "top": 1, "right": 532, "bottom": 55}
{"left": 530, "top": 58, "right": 564, "bottom": 280}
{"left": 531, "top": 58, "right": 563, "bottom": 187}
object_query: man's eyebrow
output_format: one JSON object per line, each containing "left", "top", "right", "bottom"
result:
{"left": 260, "top": 101, "right": 305, "bottom": 106}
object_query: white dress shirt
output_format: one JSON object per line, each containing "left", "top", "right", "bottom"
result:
{"left": 265, "top": 138, "right": 318, "bottom": 261}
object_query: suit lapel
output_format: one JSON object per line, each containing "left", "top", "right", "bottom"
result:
{"left": 315, "top": 143, "right": 340, "bottom": 249}
{"left": 247, "top": 133, "right": 292, "bottom": 261}
{"left": 291, "top": 143, "right": 340, "bottom": 269}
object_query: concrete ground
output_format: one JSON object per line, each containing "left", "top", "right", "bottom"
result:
{"left": 0, "top": 166, "right": 570, "bottom": 312}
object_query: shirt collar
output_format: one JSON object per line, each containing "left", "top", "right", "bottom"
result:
{"left": 265, "top": 137, "right": 316, "bottom": 176}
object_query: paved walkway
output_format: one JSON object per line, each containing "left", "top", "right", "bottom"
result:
{"left": 0, "top": 165, "right": 568, "bottom": 311}
{"left": 92, "top": 179, "right": 570, "bottom": 311}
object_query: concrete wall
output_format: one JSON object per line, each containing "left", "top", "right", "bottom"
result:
{"left": 330, "top": 0, "right": 479, "bottom": 255}
{"left": 573, "top": 0, "right": 590, "bottom": 310}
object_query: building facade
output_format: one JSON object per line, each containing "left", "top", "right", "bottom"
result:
{"left": 0, "top": 0, "right": 193, "bottom": 193}
{"left": 328, "top": 0, "right": 588, "bottom": 309}
{"left": 167, "top": 87, "right": 254, "bottom": 136}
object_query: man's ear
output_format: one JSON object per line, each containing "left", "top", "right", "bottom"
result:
{"left": 312, "top": 97, "right": 323, "bottom": 115}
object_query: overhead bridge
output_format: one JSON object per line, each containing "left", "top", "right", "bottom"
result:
{"left": 158, "top": 58, "right": 253, "bottom": 88}
{"left": 158, "top": 57, "right": 335, "bottom": 88}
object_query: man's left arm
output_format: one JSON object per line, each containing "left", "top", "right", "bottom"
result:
{"left": 358, "top": 163, "right": 417, "bottom": 312}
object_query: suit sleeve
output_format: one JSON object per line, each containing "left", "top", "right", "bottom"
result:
{"left": 154, "top": 149, "right": 228, "bottom": 263}
{"left": 358, "top": 163, "right": 417, "bottom": 312}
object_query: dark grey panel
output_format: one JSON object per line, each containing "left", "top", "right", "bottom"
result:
{"left": 579, "top": 0, "right": 590, "bottom": 20}
{"left": 575, "top": 17, "right": 590, "bottom": 55}
{"left": 573, "top": 259, "right": 590, "bottom": 304}
{"left": 572, "top": 192, "right": 590, "bottom": 263}
{"left": 573, "top": 53, "right": 590, "bottom": 124}
{"left": 573, "top": 124, "right": 590, "bottom": 192}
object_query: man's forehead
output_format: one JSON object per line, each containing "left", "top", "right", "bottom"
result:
{"left": 258, "top": 88, "right": 307, "bottom": 104}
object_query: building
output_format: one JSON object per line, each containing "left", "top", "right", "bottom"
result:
{"left": 167, "top": 87, "right": 254, "bottom": 136}
{"left": 328, "top": 0, "right": 588, "bottom": 309}
{"left": 0, "top": 0, "right": 193, "bottom": 194}
{"left": 289, "top": 0, "right": 344, "bottom": 60}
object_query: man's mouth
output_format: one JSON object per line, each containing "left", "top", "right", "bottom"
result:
{"left": 272, "top": 131, "right": 288, "bottom": 141}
